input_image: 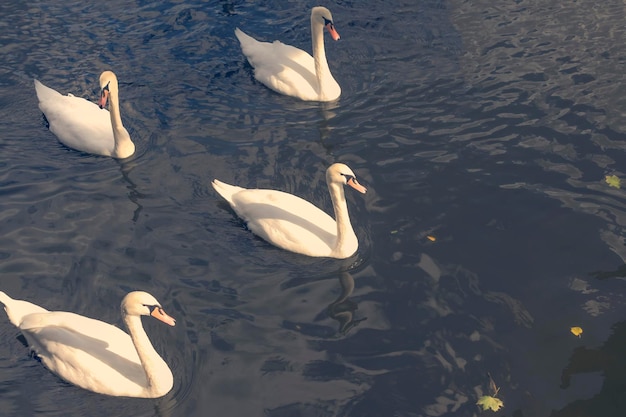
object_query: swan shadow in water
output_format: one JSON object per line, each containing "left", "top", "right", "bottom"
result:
{"left": 117, "top": 157, "right": 145, "bottom": 223}
{"left": 38, "top": 103, "right": 145, "bottom": 224}
{"left": 282, "top": 269, "right": 367, "bottom": 336}
{"left": 327, "top": 271, "right": 367, "bottom": 335}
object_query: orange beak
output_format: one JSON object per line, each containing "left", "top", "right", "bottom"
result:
{"left": 151, "top": 307, "right": 176, "bottom": 327}
{"left": 326, "top": 23, "right": 340, "bottom": 41}
{"left": 347, "top": 177, "right": 367, "bottom": 194}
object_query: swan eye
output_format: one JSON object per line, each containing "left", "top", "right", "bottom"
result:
{"left": 144, "top": 304, "right": 161, "bottom": 314}
{"left": 323, "top": 17, "right": 333, "bottom": 26}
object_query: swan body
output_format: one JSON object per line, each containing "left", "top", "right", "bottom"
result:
{"left": 212, "top": 163, "right": 367, "bottom": 259}
{"left": 0, "top": 291, "right": 175, "bottom": 398}
{"left": 34, "top": 71, "right": 135, "bottom": 158}
{"left": 235, "top": 6, "right": 341, "bottom": 101}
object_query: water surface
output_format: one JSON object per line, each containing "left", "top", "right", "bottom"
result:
{"left": 0, "top": 0, "right": 625, "bottom": 416}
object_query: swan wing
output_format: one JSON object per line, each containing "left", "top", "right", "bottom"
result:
{"left": 34, "top": 80, "right": 116, "bottom": 156}
{"left": 19, "top": 311, "right": 140, "bottom": 362}
{"left": 230, "top": 188, "right": 338, "bottom": 256}
{"left": 235, "top": 29, "right": 320, "bottom": 100}
{"left": 18, "top": 311, "right": 148, "bottom": 396}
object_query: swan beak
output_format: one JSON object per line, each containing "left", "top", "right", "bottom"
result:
{"left": 151, "top": 307, "right": 176, "bottom": 327}
{"left": 347, "top": 177, "right": 367, "bottom": 194}
{"left": 326, "top": 22, "right": 340, "bottom": 41}
{"left": 98, "top": 87, "right": 109, "bottom": 109}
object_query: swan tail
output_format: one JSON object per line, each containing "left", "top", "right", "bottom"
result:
{"left": 234, "top": 28, "right": 253, "bottom": 45}
{"left": 0, "top": 291, "right": 11, "bottom": 307}
{"left": 234, "top": 28, "right": 268, "bottom": 68}
{"left": 34, "top": 79, "right": 62, "bottom": 102}
{"left": 212, "top": 179, "right": 244, "bottom": 204}
{"left": 0, "top": 291, "right": 49, "bottom": 327}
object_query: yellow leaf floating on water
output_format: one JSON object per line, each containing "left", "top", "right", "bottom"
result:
{"left": 476, "top": 395, "right": 504, "bottom": 412}
{"left": 605, "top": 175, "right": 621, "bottom": 189}
{"left": 570, "top": 326, "right": 583, "bottom": 337}
{"left": 427, "top": 235, "right": 436, "bottom": 242}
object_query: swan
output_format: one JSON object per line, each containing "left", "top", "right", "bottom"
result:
{"left": 235, "top": 6, "right": 341, "bottom": 101}
{"left": 0, "top": 291, "right": 175, "bottom": 398}
{"left": 34, "top": 71, "right": 136, "bottom": 158}
{"left": 212, "top": 163, "right": 367, "bottom": 259}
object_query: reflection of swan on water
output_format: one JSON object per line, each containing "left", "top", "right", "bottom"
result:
{"left": 118, "top": 159, "right": 146, "bottom": 222}
{"left": 328, "top": 272, "right": 367, "bottom": 334}
{"left": 316, "top": 101, "right": 341, "bottom": 155}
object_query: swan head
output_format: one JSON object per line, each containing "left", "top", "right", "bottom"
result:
{"left": 121, "top": 291, "right": 176, "bottom": 326}
{"left": 327, "top": 163, "right": 367, "bottom": 194}
{"left": 98, "top": 71, "right": 118, "bottom": 109}
{"left": 312, "top": 6, "right": 340, "bottom": 41}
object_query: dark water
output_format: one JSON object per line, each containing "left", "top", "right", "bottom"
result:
{"left": 1, "top": 0, "right": 625, "bottom": 416}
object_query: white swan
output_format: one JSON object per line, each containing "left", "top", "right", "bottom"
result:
{"left": 235, "top": 6, "right": 341, "bottom": 101}
{"left": 212, "top": 163, "right": 367, "bottom": 259}
{"left": 0, "top": 291, "right": 175, "bottom": 398}
{"left": 34, "top": 71, "right": 136, "bottom": 158}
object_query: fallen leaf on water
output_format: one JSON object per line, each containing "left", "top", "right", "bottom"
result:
{"left": 605, "top": 175, "right": 621, "bottom": 189}
{"left": 570, "top": 326, "right": 583, "bottom": 337}
{"left": 476, "top": 395, "right": 504, "bottom": 412}
{"left": 427, "top": 235, "right": 436, "bottom": 242}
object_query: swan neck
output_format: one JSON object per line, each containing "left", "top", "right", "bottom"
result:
{"left": 311, "top": 19, "right": 331, "bottom": 95}
{"left": 329, "top": 182, "right": 356, "bottom": 255}
{"left": 107, "top": 84, "right": 135, "bottom": 158}
{"left": 124, "top": 314, "right": 171, "bottom": 396}
{"left": 108, "top": 87, "right": 124, "bottom": 133}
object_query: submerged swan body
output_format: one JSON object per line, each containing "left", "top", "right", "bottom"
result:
{"left": 212, "top": 163, "right": 367, "bottom": 259}
{"left": 235, "top": 6, "right": 341, "bottom": 101}
{"left": 34, "top": 71, "right": 135, "bottom": 158}
{"left": 0, "top": 291, "right": 175, "bottom": 398}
